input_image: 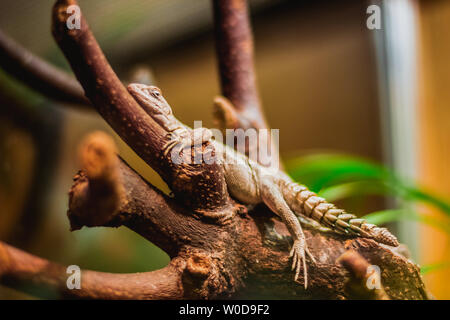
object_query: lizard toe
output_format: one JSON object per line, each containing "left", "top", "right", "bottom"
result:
{"left": 290, "top": 239, "right": 309, "bottom": 289}
{"left": 305, "top": 246, "right": 316, "bottom": 265}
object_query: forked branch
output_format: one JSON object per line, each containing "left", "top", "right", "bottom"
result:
{"left": 52, "top": 0, "right": 231, "bottom": 213}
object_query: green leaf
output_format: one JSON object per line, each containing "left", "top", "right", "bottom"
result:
{"left": 287, "top": 153, "right": 450, "bottom": 218}
{"left": 286, "top": 154, "right": 389, "bottom": 192}
{"left": 361, "top": 209, "right": 450, "bottom": 235}
{"left": 421, "top": 262, "right": 450, "bottom": 275}
{"left": 402, "top": 186, "right": 450, "bottom": 216}
{"left": 362, "top": 209, "right": 407, "bottom": 225}
{"left": 318, "top": 180, "right": 390, "bottom": 201}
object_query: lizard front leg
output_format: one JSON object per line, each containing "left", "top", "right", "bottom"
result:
{"left": 162, "top": 129, "right": 185, "bottom": 157}
{"left": 164, "top": 127, "right": 213, "bottom": 159}
{"left": 259, "top": 176, "right": 316, "bottom": 289}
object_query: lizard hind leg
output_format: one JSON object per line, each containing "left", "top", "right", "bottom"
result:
{"left": 260, "top": 177, "right": 316, "bottom": 288}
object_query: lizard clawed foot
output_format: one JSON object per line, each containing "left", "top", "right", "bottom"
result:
{"left": 163, "top": 139, "right": 180, "bottom": 157}
{"left": 163, "top": 128, "right": 211, "bottom": 158}
{"left": 163, "top": 133, "right": 191, "bottom": 158}
{"left": 290, "top": 238, "right": 316, "bottom": 289}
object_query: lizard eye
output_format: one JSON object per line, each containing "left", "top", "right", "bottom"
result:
{"left": 151, "top": 89, "right": 161, "bottom": 98}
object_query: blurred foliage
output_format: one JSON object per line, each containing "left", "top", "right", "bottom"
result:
{"left": 0, "top": 69, "right": 45, "bottom": 108}
{"left": 286, "top": 153, "right": 450, "bottom": 274}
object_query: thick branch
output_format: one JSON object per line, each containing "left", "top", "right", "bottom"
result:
{"left": 52, "top": 0, "right": 231, "bottom": 213}
{"left": 52, "top": 0, "right": 167, "bottom": 167}
{"left": 68, "top": 131, "right": 230, "bottom": 257}
{"left": 0, "top": 29, "right": 89, "bottom": 106}
{"left": 69, "top": 156, "right": 428, "bottom": 299}
{"left": 237, "top": 217, "right": 428, "bottom": 299}
{"left": 0, "top": 241, "right": 184, "bottom": 299}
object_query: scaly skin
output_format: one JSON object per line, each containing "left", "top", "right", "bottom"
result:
{"left": 127, "top": 83, "right": 399, "bottom": 289}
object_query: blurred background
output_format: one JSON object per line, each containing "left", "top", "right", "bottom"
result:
{"left": 0, "top": 0, "right": 449, "bottom": 299}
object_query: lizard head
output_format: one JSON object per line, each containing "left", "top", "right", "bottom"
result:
{"left": 127, "top": 83, "right": 173, "bottom": 117}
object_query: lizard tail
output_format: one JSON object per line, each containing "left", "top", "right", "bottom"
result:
{"left": 281, "top": 181, "right": 399, "bottom": 247}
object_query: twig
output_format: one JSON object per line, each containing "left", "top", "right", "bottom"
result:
{"left": 0, "top": 29, "right": 89, "bottom": 106}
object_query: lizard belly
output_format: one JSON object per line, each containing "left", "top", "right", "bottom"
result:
{"left": 222, "top": 161, "right": 261, "bottom": 205}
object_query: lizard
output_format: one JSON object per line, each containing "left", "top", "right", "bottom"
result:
{"left": 127, "top": 83, "right": 400, "bottom": 289}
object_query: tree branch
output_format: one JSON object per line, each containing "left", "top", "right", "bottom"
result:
{"left": 64, "top": 158, "right": 432, "bottom": 299}
{"left": 0, "top": 241, "right": 184, "bottom": 299}
{"left": 0, "top": 29, "right": 89, "bottom": 106}
{"left": 68, "top": 131, "right": 228, "bottom": 257}
{"left": 212, "top": 0, "right": 280, "bottom": 168}
{"left": 212, "top": 0, "right": 264, "bottom": 125}
{"left": 67, "top": 131, "right": 427, "bottom": 299}
{"left": 52, "top": 0, "right": 232, "bottom": 214}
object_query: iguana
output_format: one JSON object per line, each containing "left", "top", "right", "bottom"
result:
{"left": 127, "top": 83, "right": 399, "bottom": 289}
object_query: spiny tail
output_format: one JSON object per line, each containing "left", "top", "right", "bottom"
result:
{"left": 281, "top": 181, "right": 399, "bottom": 247}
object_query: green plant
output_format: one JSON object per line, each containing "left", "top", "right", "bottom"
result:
{"left": 286, "top": 153, "right": 450, "bottom": 274}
